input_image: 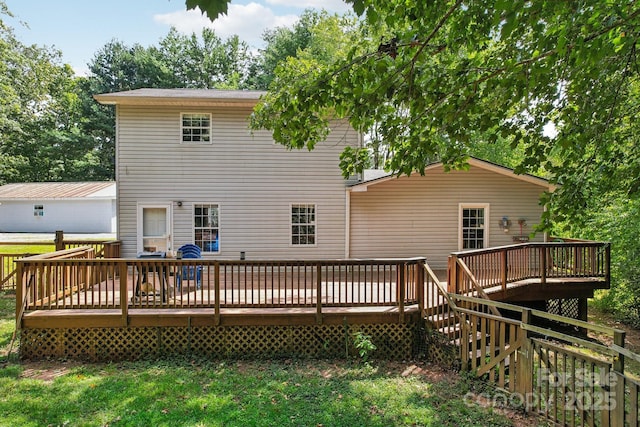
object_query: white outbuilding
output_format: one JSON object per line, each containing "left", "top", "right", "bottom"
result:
{"left": 0, "top": 182, "right": 116, "bottom": 233}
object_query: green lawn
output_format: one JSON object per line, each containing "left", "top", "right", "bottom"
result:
{"left": 0, "top": 290, "right": 545, "bottom": 426}
{"left": 0, "top": 244, "right": 54, "bottom": 255}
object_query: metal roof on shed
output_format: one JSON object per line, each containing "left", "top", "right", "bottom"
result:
{"left": 0, "top": 182, "right": 115, "bottom": 200}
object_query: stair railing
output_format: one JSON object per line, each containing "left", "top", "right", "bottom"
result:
{"left": 449, "top": 255, "right": 501, "bottom": 316}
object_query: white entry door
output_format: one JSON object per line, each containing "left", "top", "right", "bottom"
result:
{"left": 137, "top": 204, "right": 172, "bottom": 253}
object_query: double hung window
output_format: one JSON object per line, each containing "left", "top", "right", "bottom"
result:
{"left": 194, "top": 204, "right": 219, "bottom": 252}
{"left": 291, "top": 204, "right": 316, "bottom": 246}
{"left": 181, "top": 113, "right": 211, "bottom": 143}
{"left": 459, "top": 204, "right": 489, "bottom": 250}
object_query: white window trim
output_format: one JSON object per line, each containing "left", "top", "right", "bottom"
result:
{"left": 458, "top": 203, "right": 490, "bottom": 251}
{"left": 180, "top": 112, "right": 212, "bottom": 144}
{"left": 192, "top": 202, "right": 220, "bottom": 253}
{"left": 290, "top": 203, "right": 318, "bottom": 247}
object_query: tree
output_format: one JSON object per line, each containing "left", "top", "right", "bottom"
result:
{"left": 156, "top": 28, "right": 254, "bottom": 89}
{"left": 0, "top": 2, "right": 103, "bottom": 183}
{"left": 188, "top": 0, "right": 640, "bottom": 230}
{"left": 249, "top": 9, "right": 351, "bottom": 90}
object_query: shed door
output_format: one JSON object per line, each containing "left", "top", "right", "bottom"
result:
{"left": 137, "top": 204, "right": 172, "bottom": 253}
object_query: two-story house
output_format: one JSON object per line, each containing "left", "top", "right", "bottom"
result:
{"left": 95, "top": 88, "right": 553, "bottom": 269}
{"left": 94, "top": 88, "right": 358, "bottom": 260}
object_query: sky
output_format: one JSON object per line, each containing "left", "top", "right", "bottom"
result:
{"left": 4, "top": 0, "right": 351, "bottom": 75}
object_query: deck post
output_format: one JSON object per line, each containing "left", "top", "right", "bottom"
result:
{"left": 214, "top": 262, "right": 220, "bottom": 326}
{"left": 15, "top": 261, "right": 24, "bottom": 329}
{"left": 316, "top": 263, "right": 322, "bottom": 324}
{"left": 501, "top": 249, "right": 508, "bottom": 292}
{"left": 447, "top": 256, "right": 457, "bottom": 293}
{"left": 398, "top": 262, "right": 405, "bottom": 322}
{"left": 613, "top": 330, "right": 626, "bottom": 374}
{"left": 540, "top": 246, "right": 547, "bottom": 285}
{"left": 119, "top": 262, "right": 128, "bottom": 326}
{"left": 417, "top": 259, "right": 425, "bottom": 316}
{"left": 605, "top": 243, "right": 611, "bottom": 286}
{"left": 612, "top": 330, "right": 626, "bottom": 426}
{"left": 518, "top": 309, "right": 533, "bottom": 398}
{"left": 54, "top": 230, "right": 64, "bottom": 251}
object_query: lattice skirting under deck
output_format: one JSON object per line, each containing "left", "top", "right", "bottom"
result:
{"left": 20, "top": 323, "right": 419, "bottom": 362}
{"left": 546, "top": 298, "right": 581, "bottom": 319}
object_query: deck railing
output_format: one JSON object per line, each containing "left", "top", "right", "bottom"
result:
{"left": 15, "top": 256, "right": 427, "bottom": 324}
{"left": 421, "top": 262, "right": 640, "bottom": 427}
{"left": 448, "top": 241, "right": 610, "bottom": 296}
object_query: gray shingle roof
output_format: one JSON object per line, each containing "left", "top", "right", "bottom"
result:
{"left": 94, "top": 88, "right": 265, "bottom": 106}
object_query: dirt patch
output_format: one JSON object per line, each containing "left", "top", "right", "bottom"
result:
{"left": 394, "top": 362, "right": 544, "bottom": 427}
{"left": 588, "top": 308, "right": 640, "bottom": 379}
{"left": 19, "top": 360, "right": 84, "bottom": 382}
{"left": 588, "top": 309, "right": 640, "bottom": 351}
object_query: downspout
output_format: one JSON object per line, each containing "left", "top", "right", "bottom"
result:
{"left": 345, "top": 131, "right": 365, "bottom": 259}
{"left": 543, "top": 184, "right": 553, "bottom": 242}
{"left": 345, "top": 188, "right": 351, "bottom": 259}
{"left": 115, "top": 104, "right": 121, "bottom": 241}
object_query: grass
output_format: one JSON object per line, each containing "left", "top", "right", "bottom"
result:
{"left": 0, "top": 358, "right": 525, "bottom": 427}
{"left": 0, "top": 290, "right": 545, "bottom": 427}
{"left": 0, "top": 244, "right": 54, "bottom": 255}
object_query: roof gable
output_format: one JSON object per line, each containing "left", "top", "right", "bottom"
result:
{"left": 350, "top": 158, "right": 554, "bottom": 192}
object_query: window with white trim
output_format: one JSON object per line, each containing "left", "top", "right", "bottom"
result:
{"left": 34, "top": 204, "right": 44, "bottom": 217}
{"left": 181, "top": 113, "right": 211, "bottom": 143}
{"left": 291, "top": 204, "right": 316, "bottom": 246}
{"left": 194, "top": 204, "right": 219, "bottom": 252}
{"left": 459, "top": 204, "right": 489, "bottom": 250}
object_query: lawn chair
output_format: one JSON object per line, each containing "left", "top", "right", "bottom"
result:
{"left": 176, "top": 244, "right": 202, "bottom": 290}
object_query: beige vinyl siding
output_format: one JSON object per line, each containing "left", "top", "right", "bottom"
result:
{"left": 349, "top": 165, "right": 548, "bottom": 269}
{"left": 116, "top": 105, "right": 356, "bottom": 259}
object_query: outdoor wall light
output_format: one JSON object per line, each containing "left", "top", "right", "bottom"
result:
{"left": 518, "top": 218, "right": 527, "bottom": 234}
{"left": 176, "top": 201, "right": 183, "bottom": 207}
{"left": 499, "top": 216, "right": 511, "bottom": 233}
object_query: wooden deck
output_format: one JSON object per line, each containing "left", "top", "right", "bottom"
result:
{"left": 16, "top": 255, "right": 431, "bottom": 329}
{"left": 14, "top": 241, "right": 610, "bottom": 329}
{"left": 13, "top": 242, "right": 611, "bottom": 361}
{"left": 482, "top": 276, "right": 607, "bottom": 301}
{"left": 22, "top": 305, "right": 421, "bottom": 329}
{"left": 448, "top": 240, "right": 610, "bottom": 304}
{"left": 20, "top": 268, "right": 423, "bottom": 328}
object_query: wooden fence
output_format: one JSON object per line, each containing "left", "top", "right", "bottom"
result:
{"left": 441, "top": 292, "right": 639, "bottom": 427}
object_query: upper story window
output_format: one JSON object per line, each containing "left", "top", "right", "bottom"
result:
{"left": 181, "top": 113, "right": 211, "bottom": 143}
{"left": 291, "top": 204, "right": 316, "bottom": 246}
{"left": 34, "top": 205, "right": 44, "bottom": 217}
